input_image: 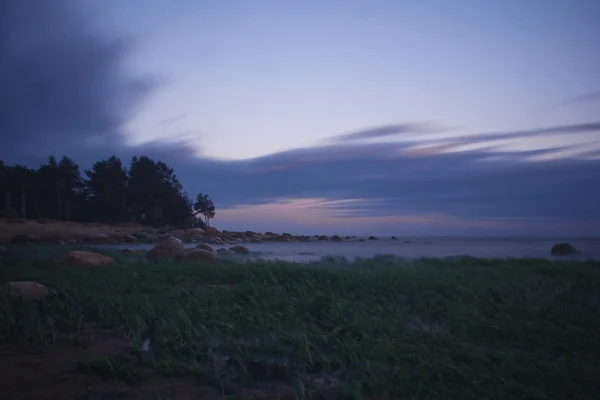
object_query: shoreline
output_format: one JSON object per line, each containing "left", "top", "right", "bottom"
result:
{"left": 2, "top": 219, "right": 596, "bottom": 260}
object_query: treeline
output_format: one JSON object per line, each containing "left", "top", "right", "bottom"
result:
{"left": 0, "top": 155, "right": 215, "bottom": 228}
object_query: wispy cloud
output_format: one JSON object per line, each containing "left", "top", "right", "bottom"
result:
{"left": 327, "top": 123, "right": 443, "bottom": 142}
{"left": 560, "top": 90, "right": 600, "bottom": 106}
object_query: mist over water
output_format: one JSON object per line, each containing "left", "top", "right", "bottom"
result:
{"left": 100, "top": 236, "right": 600, "bottom": 262}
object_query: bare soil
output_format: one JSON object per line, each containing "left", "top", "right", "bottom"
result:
{"left": 0, "top": 219, "right": 157, "bottom": 243}
{"left": 0, "top": 323, "right": 218, "bottom": 400}
{"left": 0, "top": 322, "right": 300, "bottom": 400}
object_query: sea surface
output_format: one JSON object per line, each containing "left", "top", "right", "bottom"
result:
{"left": 99, "top": 236, "right": 600, "bottom": 262}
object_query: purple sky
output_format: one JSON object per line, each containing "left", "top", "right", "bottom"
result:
{"left": 1, "top": 0, "right": 599, "bottom": 235}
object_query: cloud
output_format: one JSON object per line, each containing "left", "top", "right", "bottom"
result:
{"left": 327, "top": 123, "right": 442, "bottom": 142}
{"left": 397, "top": 121, "right": 600, "bottom": 154}
{"left": 165, "top": 122, "right": 599, "bottom": 234}
{"left": 2, "top": 117, "right": 599, "bottom": 235}
{"left": 0, "top": 0, "right": 155, "bottom": 159}
{"left": 561, "top": 90, "right": 600, "bottom": 106}
{"left": 1, "top": 8, "right": 598, "bottom": 238}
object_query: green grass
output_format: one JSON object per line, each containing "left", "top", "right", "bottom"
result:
{"left": 1, "top": 245, "right": 600, "bottom": 399}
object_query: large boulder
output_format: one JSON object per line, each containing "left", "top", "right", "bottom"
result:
{"left": 196, "top": 243, "right": 216, "bottom": 253}
{"left": 230, "top": 245, "right": 250, "bottom": 254}
{"left": 186, "top": 228, "right": 206, "bottom": 238}
{"left": 1, "top": 281, "right": 55, "bottom": 302}
{"left": 550, "top": 243, "right": 577, "bottom": 256}
{"left": 368, "top": 236, "right": 378, "bottom": 240}
{"left": 331, "top": 235, "right": 343, "bottom": 242}
{"left": 204, "top": 227, "right": 220, "bottom": 236}
{"left": 66, "top": 251, "right": 117, "bottom": 267}
{"left": 147, "top": 237, "right": 185, "bottom": 261}
{"left": 183, "top": 249, "right": 218, "bottom": 262}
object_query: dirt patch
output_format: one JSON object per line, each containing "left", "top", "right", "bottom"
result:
{"left": 0, "top": 322, "right": 305, "bottom": 400}
{"left": 0, "top": 219, "right": 157, "bottom": 243}
{"left": 0, "top": 322, "right": 219, "bottom": 400}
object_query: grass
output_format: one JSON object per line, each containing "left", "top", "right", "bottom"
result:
{"left": 1, "top": 245, "right": 600, "bottom": 399}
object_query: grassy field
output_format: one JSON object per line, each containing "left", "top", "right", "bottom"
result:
{"left": 1, "top": 246, "right": 600, "bottom": 399}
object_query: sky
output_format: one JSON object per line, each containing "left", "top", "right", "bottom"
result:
{"left": 1, "top": 0, "right": 599, "bottom": 236}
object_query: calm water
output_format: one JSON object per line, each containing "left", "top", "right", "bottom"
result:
{"left": 100, "top": 237, "right": 600, "bottom": 262}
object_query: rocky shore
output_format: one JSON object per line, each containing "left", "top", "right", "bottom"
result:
{"left": 0, "top": 220, "right": 581, "bottom": 262}
{"left": 0, "top": 219, "right": 385, "bottom": 247}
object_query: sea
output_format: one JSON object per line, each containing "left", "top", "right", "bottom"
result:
{"left": 100, "top": 236, "right": 600, "bottom": 262}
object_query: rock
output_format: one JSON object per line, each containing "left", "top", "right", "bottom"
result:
{"left": 331, "top": 235, "right": 343, "bottom": 242}
{"left": 368, "top": 236, "right": 378, "bottom": 240}
{"left": 358, "top": 239, "right": 366, "bottom": 242}
{"left": 277, "top": 236, "right": 292, "bottom": 242}
{"left": 1, "top": 281, "right": 55, "bottom": 302}
{"left": 147, "top": 237, "right": 185, "bottom": 261}
{"left": 205, "top": 227, "right": 220, "bottom": 235}
{"left": 185, "top": 228, "right": 206, "bottom": 238}
{"left": 391, "top": 236, "right": 397, "bottom": 240}
{"left": 66, "top": 251, "right": 117, "bottom": 267}
{"left": 317, "top": 235, "right": 330, "bottom": 241}
{"left": 11, "top": 234, "right": 40, "bottom": 244}
{"left": 196, "top": 243, "right": 216, "bottom": 253}
{"left": 183, "top": 249, "right": 218, "bottom": 262}
{"left": 550, "top": 243, "right": 577, "bottom": 256}
{"left": 249, "top": 238, "right": 262, "bottom": 244}
{"left": 121, "top": 234, "right": 138, "bottom": 243}
{"left": 217, "top": 248, "right": 236, "bottom": 256}
{"left": 83, "top": 232, "right": 110, "bottom": 244}
{"left": 230, "top": 245, "right": 250, "bottom": 254}
{"left": 209, "top": 237, "right": 225, "bottom": 245}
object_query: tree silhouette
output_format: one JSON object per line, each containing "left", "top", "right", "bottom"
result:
{"left": 193, "top": 193, "right": 215, "bottom": 227}
{"left": 0, "top": 154, "right": 209, "bottom": 228}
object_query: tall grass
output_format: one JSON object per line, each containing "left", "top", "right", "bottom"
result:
{"left": 1, "top": 246, "right": 600, "bottom": 399}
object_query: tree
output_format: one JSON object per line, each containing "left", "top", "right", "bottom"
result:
{"left": 57, "top": 156, "right": 83, "bottom": 221}
{"left": 0, "top": 164, "right": 38, "bottom": 219}
{"left": 85, "top": 155, "right": 129, "bottom": 222}
{"left": 37, "top": 156, "right": 65, "bottom": 219}
{"left": 1, "top": 154, "right": 207, "bottom": 228}
{"left": 194, "top": 193, "right": 215, "bottom": 227}
{"left": 128, "top": 156, "right": 193, "bottom": 227}
{"left": 0, "top": 161, "right": 11, "bottom": 216}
